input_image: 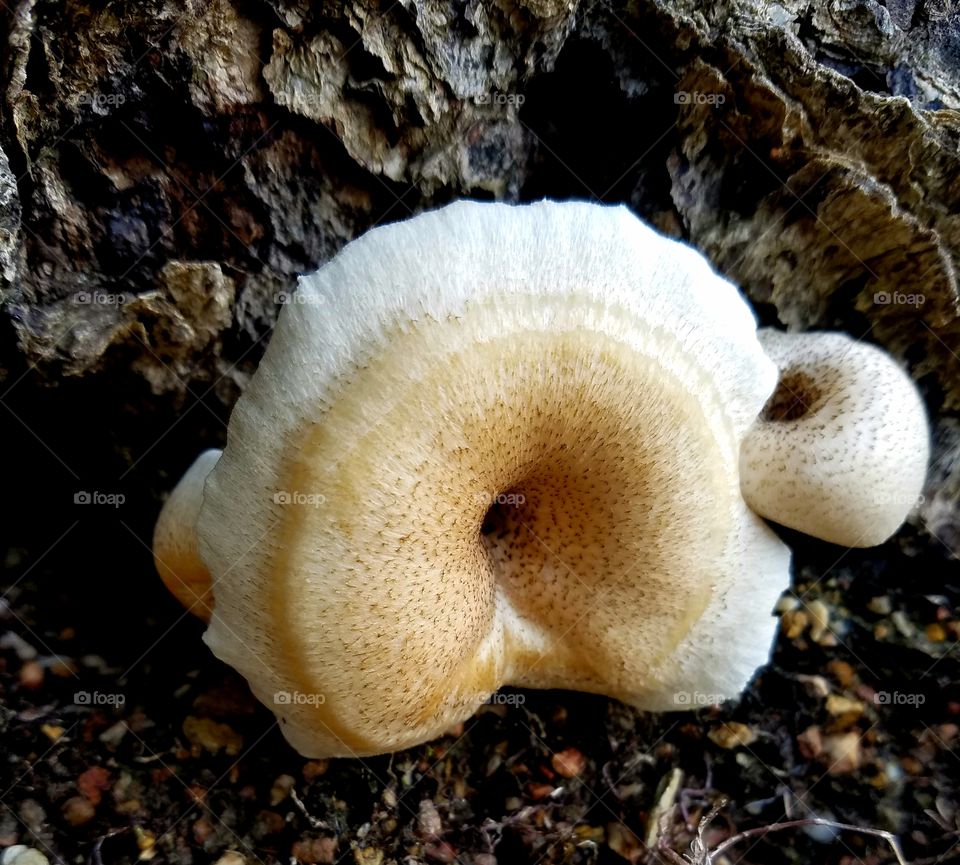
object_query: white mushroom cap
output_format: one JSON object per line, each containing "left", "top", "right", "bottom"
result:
{"left": 157, "top": 200, "right": 791, "bottom": 758}
{"left": 740, "top": 328, "right": 929, "bottom": 547}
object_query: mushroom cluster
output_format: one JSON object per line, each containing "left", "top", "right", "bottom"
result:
{"left": 153, "top": 200, "right": 929, "bottom": 758}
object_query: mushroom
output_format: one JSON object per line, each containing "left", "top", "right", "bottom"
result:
{"left": 153, "top": 200, "right": 792, "bottom": 758}
{"left": 740, "top": 328, "right": 929, "bottom": 547}
{"left": 152, "top": 448, "right": 220, "bottom": 619}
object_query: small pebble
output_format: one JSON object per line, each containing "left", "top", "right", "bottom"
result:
{"left": 939, "top": 724, "right": 959, "bottom": 742}
{"left": 135, "top": 826, "right": 156, "bottom": 860}
{"left": 798, "top": 674, "right": 830, "bottom": 699}
{"left": 826, "top": 694, "right": 865, "bottom": 730}
{"left": 255, "top": 810, "right": 285, "bottom": 836}
{"left": 213, "top": 853, "right": 247, "bottom": 865}
{"left": 192, "top": 817, "right": 214, "bottom": 845}
{"left": 891, "top": 610, "right": 916, "bottom": 638}
{"left": 797, "top": 726, "right": 823, "bottom": 759}
{"left": 526, "top": 783, "right": 554, "bottom": 800}
{"left": 182, "top": 716, "right": 243, "bottom": 756}
{"left": 302, "top": 760, "right": 328, "bottom": 780}
{"left": 269, "top": 774, "right": 296, "bottom": 806}
{"left": 2, "top": 848, "right": 49, "bottom": 865}
{"left": 47, "top": 658, "right": 77, "bottom": 678}
{"left": 0, "top": 632, "right": 37, "bottom": 661}
{"left": 807, "top": 600, "right": 831, "bottom": 643}
{"left": 827, "top": 660, "right": 856, "bottom": 688}
{"left": 926, "top": 623, "right": 947, "bottom": 642}
{"left": 99, "top": 720, "right": 129, "bottom": 746}
{"left": 40, "top": 724, "right": 65, "bottom": 743}
{"left": 655, "top": 742, "right": 678, "bottom": 759}
{"left": 77, "top": 766, "right": 111, "bottom": 805}
{"left": 290, "top": 838, "right": 335, "bottom": 864}
{"left": 775, "top": 595, "right": 799, "bottom": 614}
{"left": 900, "top": 756, "right": 923, "bottom": 775}
{"left": 822, "top": 731, "right": 862, "bottom": 774}
{"left": 783, "top": 609, "right": 809, "bottom": 640}
{"left": 62, "top": 795, "right": 96, "bottom": 826}
{"left": 708, "top": 722, "right": 757, "bottom": 749}
{"left": 551, "top": 747, "right": 586, "bottom": 778}
{"left": 417, "top": 799, "right": 443, "bottom": 839}
{"left": 18, "top": 800, "right": 46, "bottom": 835}
{"left": 867, "top": 596, "right": 892, "bottom": 615}
{"left": 607, "top": 823, "right": 643, "bottom": 861}
{"left": 18, "top": 661, "right": 44, "bottom": 690}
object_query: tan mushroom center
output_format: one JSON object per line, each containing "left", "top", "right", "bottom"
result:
{"left": 262, "top": 295, "right": 740, "bottom": 749}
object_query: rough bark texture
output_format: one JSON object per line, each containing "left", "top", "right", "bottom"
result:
{"left": 2, "top": 2, "right": 960, "bottom": 864}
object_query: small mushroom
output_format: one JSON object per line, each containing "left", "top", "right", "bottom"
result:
{"left": 740, "top": 328, "right": 929, "bottom": 547}
{"left": 155, "top": 200, "right": 791, "bottom": 757}
{"left": 153, "top": 448, "right": 220, "bottom": 618}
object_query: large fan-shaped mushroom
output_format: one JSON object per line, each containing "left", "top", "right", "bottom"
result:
{"left": 153, "top": 200, "right": 926, "bottom": 758}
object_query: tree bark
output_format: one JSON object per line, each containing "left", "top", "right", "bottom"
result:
{"left": 4, "top": 0, "right": 959, "bottom": 588}
{"left": 2, "top": 0, "right": 959, "bottom": 608}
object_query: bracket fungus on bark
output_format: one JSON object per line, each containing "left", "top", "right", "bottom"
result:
{"left": 152, "top": 200, "right": 927, "bottom": 758}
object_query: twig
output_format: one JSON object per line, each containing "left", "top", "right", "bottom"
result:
{"left": 709, "top": 813, "right": 909, "bottom": 865}
{"left": 290, "top": 788, "right": 331, "bottom": 830}
{"left": 656, "top": 799, "right": 909, "bottom": 865}
{"left": 90, "top": 827, "right": 130, "bottom": 865}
